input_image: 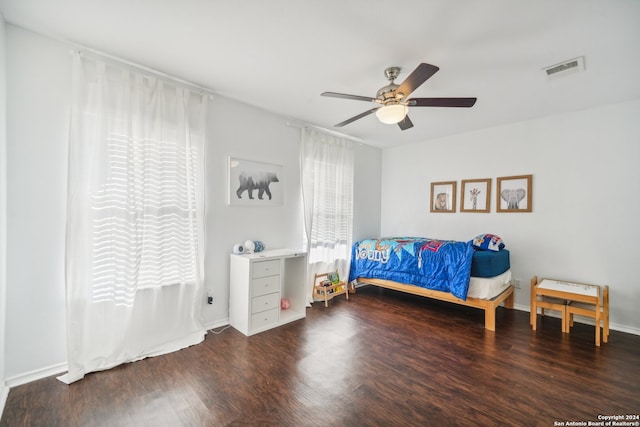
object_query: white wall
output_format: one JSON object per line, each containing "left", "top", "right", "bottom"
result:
{"left": 353, "top": 142, "right": 382, "bottom": 241}
{"left": 202, "top": 114, "right": 381, "bottom": 327}
{"left": 201, "top": 98, "right": 306, "bottom": 327}
{"left": 1, "top": 11, "right": 9, "bottom": 410}
{"left": 381, "top": 100, "right": 640, "bottom": 333}
{"left": 5, "top": 25, "right": 69, "bottom": 382}
{"left": 4, "top": 25, "right": 382, "bottom": 381}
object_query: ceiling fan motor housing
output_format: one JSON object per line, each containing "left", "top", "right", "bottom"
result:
{"left": 377, "top": 83, "right": 400, "bottom": 103}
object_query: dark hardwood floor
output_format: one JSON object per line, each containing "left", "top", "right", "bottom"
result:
{"left": 2, "top": 285, "right": 639, "bottom": 427}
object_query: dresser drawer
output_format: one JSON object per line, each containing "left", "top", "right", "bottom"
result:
{"left": 252, "top": 275, "right": 280, "bottom": 298}
{"left": 251, "top": 292, "right": 280, "bottom": 314}
{"left": 251, "top": 308, "right": 279, "bottom": 330}
{"left": 252, "top": 260, "right": 280, "bottom": 279}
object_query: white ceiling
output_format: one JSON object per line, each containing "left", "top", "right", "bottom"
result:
{"left": 1, "top": 0, "right": 640, "bottom": 148}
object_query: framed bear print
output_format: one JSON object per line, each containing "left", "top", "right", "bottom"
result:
{"left": 430, "top": 181, "right": 457, "bottom": 213}
{"left": 496, "top": 174, "right": 532, "bottom": 212}
{"left": 228, "top": 157, "right": 283, "bottom": 206}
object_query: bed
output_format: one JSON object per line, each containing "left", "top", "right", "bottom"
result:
{"left": 348, "top": 236, "right": 514, "bottom": 331}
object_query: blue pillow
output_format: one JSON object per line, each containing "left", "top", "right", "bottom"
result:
{"left": 471, "top": 234, "right": 505, "bottom": 251}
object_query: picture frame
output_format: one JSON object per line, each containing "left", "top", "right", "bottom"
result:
{"left": 228, "top": 156, "right": 284, "bottom": 206}
{"left": 460, "top": 178, "right": 491, "bottom": 213}
{"left": 430, "top": 181, "right": 457, "bottom": 213}
{"left": 496, "top": 174, "right": 532, "bottom": 212}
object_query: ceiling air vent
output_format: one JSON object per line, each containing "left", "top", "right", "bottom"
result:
{"left": 543, "top": 56, "right": 585, "bottom": 80}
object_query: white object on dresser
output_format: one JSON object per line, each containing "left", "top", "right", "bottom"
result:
{"left": 229, "top": 249, "right": 307, "bottom": 336}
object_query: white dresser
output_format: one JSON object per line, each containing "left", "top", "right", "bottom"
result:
{"left": 229, "top": 249, "right": 307, "bottom": 336}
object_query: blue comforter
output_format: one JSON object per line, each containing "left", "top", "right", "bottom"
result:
{"left": 348, "top": 237, "right": 474, "bottom": 300}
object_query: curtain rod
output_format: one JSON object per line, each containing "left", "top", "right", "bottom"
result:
{"left": 285, "top": 121, "right": 366, "bottom": 144}
{"left": 70, "top": 46, "right": 362, "bottom": 141}
{"left": 68, "top": 46, "right": 216, "bottom": 99}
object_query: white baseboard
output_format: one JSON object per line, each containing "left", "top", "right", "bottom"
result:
{"left": 358, "top": 284, "right": 640, "bottom": 336}
{"left": 207, "top": 304, "right": 640, "bottom": 336}
{"left": 0, "top": 384, "right": 9, "bottom": 421}
{"left": 608, "top": 322, "right": 640, "bottom": 336}
{"left": 204, "top": 318, "right": 230, "bottom": 332}
{"left": 511, "top": 303, "right": 640, "bottom": 336}
{"left": 4, "top": 362, "right": 67, "bottom": 388}
{"left": 2, "top": 322, "right": 231, "bottom": 391}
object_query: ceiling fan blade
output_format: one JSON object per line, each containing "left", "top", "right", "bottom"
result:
{"left": 397, "top": 115, "right": 413, "bottom": 131}
{"left": 322, "top": 92, "right": 378, "bottom": 103}
{"left": 334, "top": 108, "right": 379, "bottom": 127}
{"left": 395, "top": 63, "right": 439, "bottom": 99}
{"left": 408, "top": 97, "right": 477, "bottom": 108}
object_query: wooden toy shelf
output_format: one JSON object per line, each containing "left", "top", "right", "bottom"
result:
{"left": 313, "top": 271, "right": 348, "bottom": 307}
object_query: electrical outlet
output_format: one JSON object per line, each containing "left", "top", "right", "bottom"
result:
{"left": 513, "top": 279, "right": 521, "bottom": 289}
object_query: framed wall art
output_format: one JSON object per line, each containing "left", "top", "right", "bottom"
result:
{"left": 460, "top": 178, "right": 491, "bottom": 213}
{"left": 430, "top": 181, "right": 457, "bottom": 213}
{"left": 228, "top": 156, "right": 283, "bottom": 206}
{"left": 496, "top": 174, "right": 532, "bottom": 212}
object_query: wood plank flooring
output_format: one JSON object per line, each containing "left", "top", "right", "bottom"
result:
{"left": 2, "top": 285, "right": 639, "bottom": 427}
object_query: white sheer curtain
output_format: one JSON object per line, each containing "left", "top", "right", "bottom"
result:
{"left": 60, "top": 53, "right": 208, "bottom": 384}
{"left": 300, "top": 128, "right": 354, "bottom": 302}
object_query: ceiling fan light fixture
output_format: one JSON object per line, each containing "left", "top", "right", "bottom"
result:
{"left": 376, "top": 104, "right": 408, "bottom": 124}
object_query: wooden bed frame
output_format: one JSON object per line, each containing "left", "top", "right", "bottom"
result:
{"left": 354, "top": 278, "right": 514, "bottom": 331}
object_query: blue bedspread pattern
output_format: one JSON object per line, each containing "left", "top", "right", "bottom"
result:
{"left": 348, "top": 237, "right": 475, "bottom": 300}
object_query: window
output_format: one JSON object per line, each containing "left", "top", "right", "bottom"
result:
{"left": 61, "top": 53, "right": 208, "bottom": 384}
{"left": 300, "top": 128, "right": 354, "bottom": 297}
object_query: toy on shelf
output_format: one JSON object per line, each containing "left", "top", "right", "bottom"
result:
{"left": 244, "top": 240, "right": 256, "bottom": 253}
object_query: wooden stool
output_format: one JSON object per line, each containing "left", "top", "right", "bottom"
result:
{"left": 566, "top": 285, "right": 609, "bottom": 346}
{"left": 530, "top": 276, "right": 568, "bottom": 332}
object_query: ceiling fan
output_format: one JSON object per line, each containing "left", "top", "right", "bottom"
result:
{"left": 321, "top": 63, "right": 477, "bottom": 131}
